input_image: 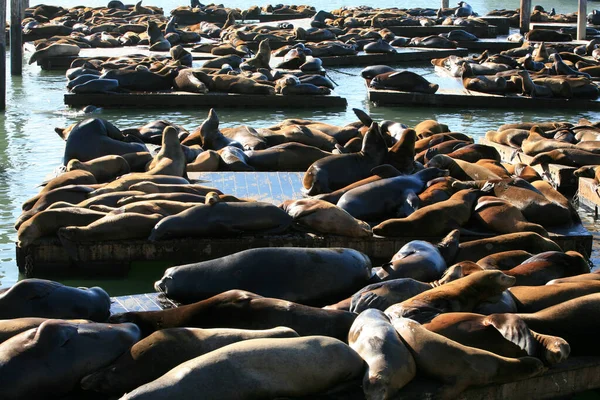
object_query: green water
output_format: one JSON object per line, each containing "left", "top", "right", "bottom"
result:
{"left": 2, "top": 0, "right": 600, "bottom": 294}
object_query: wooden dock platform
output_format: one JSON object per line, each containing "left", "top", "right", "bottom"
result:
{"left": 319, "top": 47, "right": 468, "bottom": 67}
{"left": 578, "top": 177, "right": 600, "bottom": 217}
{"left": 479, "top": 138, "right": 578, "bottom": 192}
{"left": 110, "top": 292, "right": 178, "bottom": 315}
{"left": 477, "top": 16, "right": 512, "bottom": 35}
{"left": 64, "top": 91, "right": 347, "bottom": 109}
{"left": 455, "top": 38, "right": 523, "bottom": 52}
{"left": 15, "top": 171, "right": 592, "bottom": 278}
{"left": 387, "top": 24, "right": 498, "bottom": 39}
{"left": 368, "top": 87, "right": 600, "bottom": 111}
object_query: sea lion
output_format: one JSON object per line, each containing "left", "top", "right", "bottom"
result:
{"left": 149, "top": 201, "right": 291, "bottom": 240}
{"left": 364, "top": 39, "right": 396, "bottom": 54}
{"left": 280, "top": 198, "right": 372, "bottom": 237}
{"left": 242, "top": 38, "right": 271, "bottom": 70}
{"left": 182, "top": 108, "right": 242, "bottom": 150}
{"left": 81, "top": 327, "right": 299, "bottom": 395}
{"left": 423, "top": 312, "right": 570, "bottom": 365}
{"left": 145, "top": 127, "right": 186, "bottom": 177}
{"left": 547, "top": 271, "right": 600, "bottom": 284}
{"left": 370, "top": 71, "right": 439, "bottom": 93}
{"left": 501, "top": 251, "right": 589, "bottom": 286}
{"left": 122, "top": 152, "right": 154, "bottom": 172}
{"left": 17, "top": 207, "right": 106, "bottom": 248}
{"left": 23, "top": 170, "right": 97, "bottom": 212}
{"left": 485, "top": 129, "right": 530, "bottom": 148}
{"left": 0, "top": 320, "right": 140, "bottom": 400}
{"left": 371, "top": 229, "right": 460, "bottom": 282}
{"left": 509, "top": 281, "right": 600, "bottom": 313}
{"left": 477, "top": 250, "right": 534, "bottom": 270}
{"left": 186, "top": 150, "right": 221, "bottom": 172}
{"left": 445, "top": 144, "right": 501, "bottom": 163}
{"left": 146, "top": 20, "right": 170, "bottom": 51}
{"left": 0, "top": 279, "right": 110, "bottom": 321}
{"left": 154, "top": 247, "right": 371, "bottom": 306}
{"left": 116, "top": 193, "right": 206, "bottom": 206}
{"left": 66, "top": 155, "right": 130, "bottom": 183}
{"left": 348, "top": 309, "right": 416, "bottom": 399}
{"left": 427, "top": 154, "right": 500, "bottom": 181}
{"left": 461, "top": 63, "right": 508, "bottom": 94}
{"left": 127, "top": 182, "right": 222, "bottom": 196}
{"left": 531, "top": 148, "right": 600, "bottom": 168}
{"left": 337, "top": 167, "right": 448, "bottom": 221}
{"left": 0, "top": 318, "right": 90, "bottom": 344}
{"left": 173, "top": 69, "right": 208, "bottom": 93}
{"left": 110, "top": 290, "right": 356, "bottom": 340}
{"left": 29, "top": 43, "right": 80, "bottom": 64}
{"left": 302, "top": 120, "right": 387, "bottom": 196}
{"left": 218, "top": 145, "right": 255, "bottom": 171}
{"left": 373, "top": 189, "right": 483, "bottom": 237}
{"left": 454, "top": 232, "right": 562, "bottom": 262}
{"left": 385, "top": 270, "right": 516, "bottom": 323}
{"left": 350, "top": 278, "right": 432, "bottom": 314}
{"left": 221, "top": 126, "right": 267, "bottom": 151}
{"left": 90, "top": 173, "right": 189, "bottom": 196}
{"left": 391, "top": 317, "right": 544, "bottom": 399}
{"left": 246, "top": 143, "right": 331, "bottom": 171}
{"left": 473, "top": 196, "right": 548, "bottom": 237}
{"left": 119, "top": 336, "right": 364, "bottom": 400}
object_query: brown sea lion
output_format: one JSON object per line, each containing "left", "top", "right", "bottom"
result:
{"left": 385, "top": 270, "right": 515, "bottom": 323}
{"left": 385, "top": 128, "right": 417, "bottom": 173}
{"left": 187, "top": 150, "right": 221, "bottom": 172}
{"left": 90, "top": 174, "right": 189, "bottom": 196}
{"left": 118, "top": 336, "right": 364, "bottom": 400}
{"left": 531, "top": 148, "right": 600, "bottom": 167}
{"left": 66, "top": 155, "right": 130, "bottom": 183}
{"left": 22, "top": 170, "right": 97, "bottom": 211}
{"left": 81, "top": 327, "right": 299, "bottom": 395}
{"left": 116, "top": 193, "right": 207, "bottom": 206}
{"left": 501, "top": 251, "right": 589, "bottom": 286}
{"left": 373, "top": 189, "right": 482, "bottom": 237}
{"left": 109, "top": 290, "right": 356, "bottom": 341}
{"left": 0, "top": 318, "right": 90, "bottom": 344}
{"left": 446, "top": 144, "right": 501, "bottom": 163}
{"left": 427, "top": 154, "right": 500, "bottom": 181}
{"left": 91, "top": 200, "right": 199, "bottom": 216}
{"left": 350, "top": 279, "right": 433, "bottom": 314}
{"left": 246, "top": 143, "right": 331, "bottom": 171}
{"left": 348, "top": 309, "right": 416, "bottom": 400}
{"left": 454, "top": 232, "right": 562, "bottom": 262}
{"left": 484, "top": 129, "right": 530, "bottom": 148}
{"left": 417, "top": 177, "right": 455, "bottom": 207}
{"left": 414, "top": 120, "right": 450, "bottom": 137}
{"left": 423, "top": 312, "right": 570, "bottom": 365}
{"left": 477, "top": 250, "right": 534, "bottom": 270}
{"left": 509, "top": 281, "right": 600, "bottom": 313}
{"left": 547, "top": 271, "right": 600, "bottom": 284}
{"left": 473, "top": 196, "right": 549, "bottom": 237}
{"left": 122, "top": 152, "right": 154, "bottom": 172}
{"left": 391, "top": 317, "right": 544, "bottom": 399}
{"left": 128, "top": 182, "right": 222, "bottom": 196}
{"left": 146, "top": 127, "right": 186, "bottom": 177}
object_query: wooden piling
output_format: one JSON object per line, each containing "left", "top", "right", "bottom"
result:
{"left": 441, "top": 0, "right": 449, "bottom": 9}
{"left": 520, "top": 0, "right": 532, "bottom": 34}
{"left": 0, "top": 0, "right": 6, "bottom": 110}
{"left": 10, "top": 0, "right": 23, "bottom": 76}
{"left": 578, "top": 0, "right": 588, "bottom": 40}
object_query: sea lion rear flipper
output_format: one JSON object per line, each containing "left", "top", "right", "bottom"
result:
{"left": 371, "top": 164, "right": 402, "bottom": 179}
{"left": 483, "top": 313, "right": 537, "bottom": 356}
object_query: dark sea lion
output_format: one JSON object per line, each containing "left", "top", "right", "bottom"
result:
{"left": 246, "top": 143, "right": 331, "bottom": 171}
{"left": 101, "top": 68, "right": 176, "bottom": 92}
{"left": 416, "top": 177, "right": 455, "bottom": 207}
{"left": 373, "top": 189, "right": 482, "bottom": 237}
{"left": 473, "top": 196, "right": 548, "bottom": 237}
{"left": 337, "top": 167, "right": 448, "bottom": 221}
{"left": 110, "top": 290, "right": 356, "bottom": 341}
{"left": 81, "top": 327, "right": 299, "bottom": 395}
{"left": 122, "top": 152, "right": 154, "bottom": 172}
{"left": 461, "top": 63, "right": 508, "bottom": 94}
{"left": 90, "top": 173, "right": 189, "bottom": 195}
{"left": 17, "top": 207, "right": 106, "bottom": 248}
{"left": 364, "top": 38, "right": 396, "bottom": 54}
{"left": 502, "top": 251, "right": 589, "bottom": 286}
{"left": 509, "top": 281, "right": 600, "bottom": 313}
{"left": 349, "top": 309, "right": 416, "bottom": 399}
{"left": 119, "top": 336, "right": 364, "bottom": 400}
{"left": 155, "top": 247, "right": 371, "bottom": 306}
{"left": 372, "top": 230, "right": 460, "bottom": 282}
{"left": 0, "top": 320, "right": 140, "bottom": 400}
{"left": 391, "top": 317, "right": 544, "bottom": 399}
{"left": 63, "top": 118, "right": 147, "bottom": 164}
{"left": 218, "top": 145, "right": 255, "bottom": 171}
{"left": 370, "top": 71, "right": 439, "bottom": 93}
{"left": 72, "top": 191, "right": 146, "bottom": 209}
{"left": 385, "top": 270, "right": 516, "bottom": 323}
{"left": 414, "top": 132, "right": 472, "bottom": 153}
{"left": 424, "top": 312, "right": 570, "bottom": 365}
{"left": 149, "top": 201, "right": 292, "bottom": 240}
{"left": 350, "top": 278, "right": 432, "bottom": 313}
{"left": 260, "top": 124, "right": 338, "bottom": 151}
{"left": 280, "top": 198, "right": 372, "bottom": 237}
{"left": 302, "top": 121, "right": 387, "bottom": 196}
{"left": 0, "top": 279, "right": 110, "bottom": 321}
{"left": 360, "top": 65, "right": 396, "bottom": 83}
{"left": 455, "top": 232, "right": 562, "bottom": 262}
{"left": 312, "top": 168, "right": 392, "bottom": 204}
{"left": 477, "top": 250, "right": 534, "bottom": 270}
{"left": 385, "top": 129, "right": 417, "bottom": 173}
{"left": 0, "top": 318, "right": 90, "bottom": 344}
{"left": 66, "top": 155, "right": 130, "bottom": 183}
{"left": 445, "top": 144, "right": 501, "bottom": 163}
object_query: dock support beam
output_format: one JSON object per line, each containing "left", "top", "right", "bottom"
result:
{"left": 10, "top": 0, "right": 23, "bottom": 76}
{"left": 0, "top": 0, "right": 6, "bottom": 109}
{"left": 520, "top": 0, "right": 532, "bottom": 34}
{"left": 578, "top": 0, "right": 588, "bottom": 40}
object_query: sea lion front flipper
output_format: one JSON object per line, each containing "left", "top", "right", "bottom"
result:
{"left": 483, "top": 313, "right": 537, "bottom": 357}
{"left": 530, "top": 330, "right": 571, "bottom": 366}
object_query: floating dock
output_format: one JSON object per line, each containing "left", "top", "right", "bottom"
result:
{"left": 64, "top": 91, "right": 347, "bottom": 109}
{"left": 368, "top": 87, "right": 600, "bottom": 111}
{"left": 110, "top": 292, "right": 178, "bottom": 315}
{"left": 319, "top": 47, "right": 468, "bottom": 67}
{"left": 455, "top": 38, "right": 523, "bottom": 52}
{"left": 16, "top": 171, "right": 592, "bottom": 278}
{"left": 479, "top": 138, "right": 578, "bottom": 192}
{"left": 387, "top": 24, "right": 498, "bottom": 39}
{"left": 578, "top": 177, "right": 600, "bottom": 217}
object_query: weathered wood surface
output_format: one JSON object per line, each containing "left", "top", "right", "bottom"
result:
{"left": 110, "top": 293, "right": 178, "bottom": 315}
{"left": 388, "top": 24, "right": 498, "bottom": 39}
{"left": 368, "top": 87, "right": 600, "bottom": 111}
{"left": 319, "top": 47, "right": 468, "bottom": 67}
{"left": 64, "top": 91, "right": 347, "bottom": 109}
{"left": 578, "top": 177, "right": 600, "bottom": 216}
{"left": 479, "top": 138, "right": 578, "bottom": 191}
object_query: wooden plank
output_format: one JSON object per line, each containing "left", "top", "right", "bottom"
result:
{"left": 578, "top": 177, "right": 600, "bottom": 217}
{"left": 479, "top": 138, "right": 578, "bottom": 191}
{"left": 367, "top": 87, "right": 600, "bottom": 111}
{"left": 530, "top": 22, "right": 600, "bottom": 31}
{"left": 64, "top": 91, "right": 347, "bottom": 109}
{"left": 477, "top": 16, "right": 512, "bottom": 35}
{"left": 319, "top": 48, "right": 468, "bottom": 67}
{"left": 387, "top": 25, "right": 498, "bottom": 39}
